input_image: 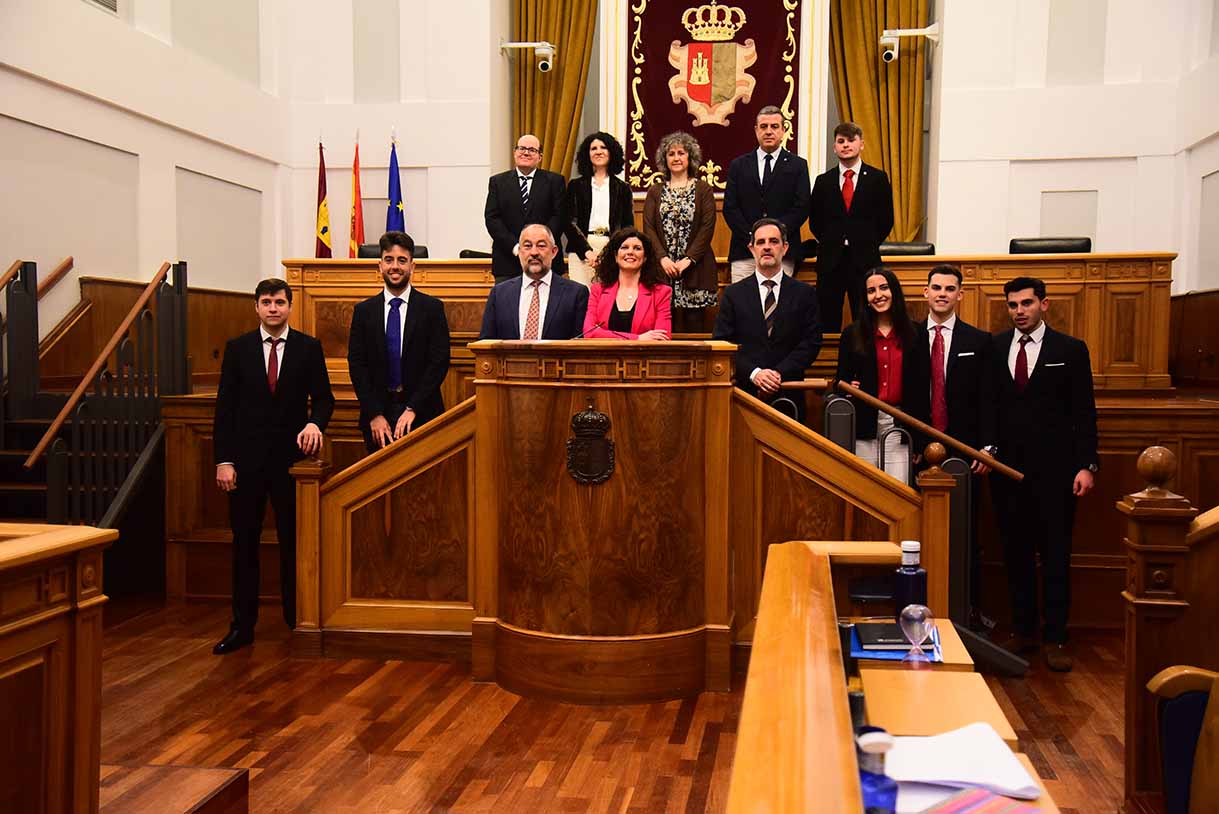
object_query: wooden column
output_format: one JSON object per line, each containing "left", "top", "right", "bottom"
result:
{"left": 291, "top": 458, "right": 330, "bottom": 657}
{"left": 916, "top": 443, "right": 956, "bottom": 616}
{"left": 1118, "top": 446, "right": 1198, "bottom": 810}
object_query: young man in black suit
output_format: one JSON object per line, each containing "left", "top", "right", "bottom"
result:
{"left": 989, "top": 276, "right": 1097, "bottom": 673}
{"left": 722, "top": 105, "right": 810, "bottom": 283}
{"left": 808, "top": 122, "right": 894, "bottom": 331}
{"left": 712, "top": 218, "right": 822, "bottom": 419}
{"left": 479, "top": 224, "right": 589, "bottom": 340}
{"left": 484, "top": 134, "right": 567, "bottom": 282}
{"left": 212, "top": 278, "right": 335, "bottom": 654}
{"left": 347, "top": 231, "right": 451, "bottom": 453}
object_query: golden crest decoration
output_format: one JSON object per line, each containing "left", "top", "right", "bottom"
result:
{"left": 667, "top": 1, "right": 757, "bottom": 127}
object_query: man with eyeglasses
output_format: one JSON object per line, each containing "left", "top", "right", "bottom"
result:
{"left": 485, "top": 134, "right": 567, "bottom": 282}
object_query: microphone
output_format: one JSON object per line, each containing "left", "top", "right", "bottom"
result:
{"left": 574, "top": 321, "right": 639, "bottom": 340}
{"left": 573, "top": 321, "right": 606, "bottom": 339}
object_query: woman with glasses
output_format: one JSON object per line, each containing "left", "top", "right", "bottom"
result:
{"left": 562, "top": 132, "right": 634, "bottom": 288}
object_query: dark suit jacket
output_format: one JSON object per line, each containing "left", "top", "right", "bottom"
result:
{"left": 712, "top": 275, "right": 822, "bottom": 398}
{"left": 478, "top": 274, "right": 589, "bottom": 340}
{"left": 990, "top": 326, "right": 1098, "bottom": 479}
{"left": 905, "top": 317, "right": 995, "bottom": 451}
{"left": 484, "top": 168, "right": 566, "bottom": 279}
{"left": 722, "top": 149, "right": 810, "bottom": 264}
{"left": 835, "top": 322, "right": 929, "bottom": 443}
{"left": 347, "top": 290, "right": 450, "bottom": 431}
{"left": 213, "top": 328, "right": 334, "bottom": 473}
{"left": 809, "top": 161, "right": 894, "bottom": 275}
{"left": 560, "top": 175, "right": 634, "bottom": 258}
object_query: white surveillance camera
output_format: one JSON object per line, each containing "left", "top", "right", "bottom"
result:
{"left": 536, "top": 44, "right": 555, "bottom": 73}
{"left": 880, "top": 35, "right": 899, "bottom": 63}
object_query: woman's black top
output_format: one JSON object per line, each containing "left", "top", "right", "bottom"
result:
{"left": 608, "top": 302, "right": 636, "bottom": 334}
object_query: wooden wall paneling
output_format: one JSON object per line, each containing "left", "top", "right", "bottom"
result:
{"left": 1170, "top": 289, "right": 1219, "bottom": 387}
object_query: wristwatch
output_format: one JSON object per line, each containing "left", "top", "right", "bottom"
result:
{"left": 1087, "top": 463, "right": 1099, "bottom": 473}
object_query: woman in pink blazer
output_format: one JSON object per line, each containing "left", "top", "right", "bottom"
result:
{"left": 582, "top": 227, "right": 672, "bottom": 340}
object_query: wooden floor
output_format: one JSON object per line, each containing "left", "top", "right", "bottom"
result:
{"left": 101, "top": 601, "right": 1128, "bottom": 814}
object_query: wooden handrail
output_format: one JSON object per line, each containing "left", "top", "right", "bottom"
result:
{"left": 0, "top": 259, "right": 22, "bottom": 291}
{"left": 24, "top": 262, "right": 171, "bottom": 469}
{"left": 834, "top": 380, "right": 1024, "bottom": 482}
{"left": 37, "top": 256, "right": 74, "bottom": 299}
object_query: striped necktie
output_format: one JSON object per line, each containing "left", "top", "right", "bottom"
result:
{"left": 763, "top": 280, "right": 777, "bottom": 337}
{"left": 519, "top": 174, "right": 531, "bottom": 209}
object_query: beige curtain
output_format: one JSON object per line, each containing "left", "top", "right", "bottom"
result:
{"left": 513, "top": 0, "right": 598, "bottom": 178}
{"left": 829, "top": 0, "right": 929, "bottom": 241}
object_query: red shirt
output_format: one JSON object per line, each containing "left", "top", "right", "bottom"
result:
{"left": 874, "top": 329, "right": 903, "bottom": 405}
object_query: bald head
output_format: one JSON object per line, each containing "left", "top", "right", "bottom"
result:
{"left": 514, "top": 134, "right": 542, "bottom": 172}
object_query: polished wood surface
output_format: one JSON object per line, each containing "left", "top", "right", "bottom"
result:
{"left": 726, "top": 542, "right": 862, "bottom": 813}
{"left": 860, "top": 668, "right": 1020, "bottom": 748}
{"left": 1170, "top": 289, "right": 1219, "bottom": 387}
{"left": 1120, "top": 447, "right": 1219, "bottom": 811}
{"left": 854, "top": 613, "right": 974, "bottom": 672}
{"left": 0, "top": 522, "right": 115, "bottom": 814}
{"left": 100, "top": 764, "right": 248, "bottom": 814}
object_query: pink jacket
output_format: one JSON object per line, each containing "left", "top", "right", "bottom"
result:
{"left": 582, "top": 281, "right": 672, "bottom": 339}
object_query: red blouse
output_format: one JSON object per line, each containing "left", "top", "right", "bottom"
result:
{"left": 874, "top": 329, "right": 903, "bottom": 405}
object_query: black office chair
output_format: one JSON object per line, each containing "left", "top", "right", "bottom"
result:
{"left": 801, "top": 238, "right": 819, "bottom": 259}
{"left": 358, "top": 243, "right": 428, "bottom": 258}
{"left": 1008, "top": 237, "right": 1091, "bottom": 254}
{"left": 880, "top": 241, "right": 935, "bottom": 256}
{"left": 1148, "top": 665, "right": 1218, "bottom": 814}
{"left": 459, "top": 249, "right": 493, "bottom": 259}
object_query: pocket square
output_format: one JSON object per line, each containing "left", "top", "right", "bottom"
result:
{"left": 956, "top": 351, "right": 975, "bottom": 357}
{"left": 1044, "top": 362, "right": 1066, "bottom": 367}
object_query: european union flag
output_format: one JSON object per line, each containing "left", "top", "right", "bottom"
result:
{"left": 386, "top": 142, "right": 405, "bottom": 232}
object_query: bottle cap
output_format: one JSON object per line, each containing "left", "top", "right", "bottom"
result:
{"left": 900, "top": 540, "right": 921, "bottom": 554}
{"left": 856, "top": 728, "right": 894, "bottom": 754}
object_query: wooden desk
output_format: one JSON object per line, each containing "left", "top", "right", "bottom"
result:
{"left": 1015, "top": 753, "right": 1061, "bottom": 814}
{"left": 859, "top": 668, "right": 1019, "bottom": 749}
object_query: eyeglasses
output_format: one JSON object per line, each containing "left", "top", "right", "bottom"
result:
{"left": 514, "top": 146, "right": 541, "bottom": 155}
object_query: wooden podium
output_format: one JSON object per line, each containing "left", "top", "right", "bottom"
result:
{"left": 468, "top": 340, "right": 736, "bottom": 702}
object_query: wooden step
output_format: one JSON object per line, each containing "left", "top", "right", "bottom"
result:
{"left": 100, "top": 764, "right": 248, "bottom": 814}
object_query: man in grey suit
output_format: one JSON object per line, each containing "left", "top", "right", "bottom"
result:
{"left": 479, "top": 224, "right": 588, "bottom": 340}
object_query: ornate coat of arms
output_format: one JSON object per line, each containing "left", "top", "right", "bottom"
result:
{"left": 566, "top": 403, "right": 614, "bottom": 485}
{"left": 667, "top": 1, "right": 757, "bottom": 127}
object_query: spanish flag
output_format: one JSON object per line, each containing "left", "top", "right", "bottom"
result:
{"left": 349, "top": 141, "right": 365, "bottom": 257}
{"left": 315, "top": 142, "right": 332, "bottom": 258}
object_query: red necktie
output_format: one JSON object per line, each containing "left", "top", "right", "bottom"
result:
{"left": 930, "top": 325, "right": 948, "bottom": 431}
{"left": 267, "top": 336, "right": 282, "bottom": 394}
{"left": 842, "top": 169, "right": 855, "bottom": 211}
{"left": 1014, "top": 335, "right": 1030, "bottom": 393}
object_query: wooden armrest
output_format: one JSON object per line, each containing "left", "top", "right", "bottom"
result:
{"left": 1147, "top": 666, "right": 1219, "bottom": 698}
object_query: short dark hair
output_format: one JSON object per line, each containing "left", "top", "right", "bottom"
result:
{"left": 756, "top": 105, "right": 783, "bottom": 120}
{"left": 593, "top": 227, "right": 668, "bottom": 289}
{"left": 927, "top": 264, "right": 963, "bottom": 286}
{"left": 834, "top": 121, "right": 863, "bottom": 140}
{"left": 575, "top": 131, "right": 626, "bottom": 177}
{"left": 1003, "top": 276, "right": 1047, "bottom": 300}
{"left": 379, "top": 230, "right": 415, "bottom": 258}
{"left": 254, "top": 278, "right": 292, "bottom": 304}
{"left": 750, "top": 217, "right": 788, "bottom": 243}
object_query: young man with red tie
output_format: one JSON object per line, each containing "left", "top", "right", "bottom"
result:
{"left": 988, "top": 277, "right": 1098, "bottom": 672}
{"left": 212, "top": 278, "right": 334, "bottom": 654}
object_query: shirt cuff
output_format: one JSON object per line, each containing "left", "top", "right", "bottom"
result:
{"left": 216, "top": 462, "right": 234, "bottom": 467}
{"left": 749, "top": 367, "right": 763, "bottom": 384}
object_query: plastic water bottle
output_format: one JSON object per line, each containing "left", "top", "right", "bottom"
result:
{"left": 893, "top": 540, "right": 928, "bottom": 622}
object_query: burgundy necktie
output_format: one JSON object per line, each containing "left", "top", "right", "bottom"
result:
{"left": 1014, "top": 334, "right": 1031, "bottom": 393}
{"left": 266, "top": 336, "right": 282, "bottom": 394}
{"left": 842, "top": 169, "right": 855, "bottom": 211}
{"left": 930, "top": 325, "right": 948, "bottom": 431}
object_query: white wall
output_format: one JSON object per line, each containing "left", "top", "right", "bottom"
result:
{"left": 929, "top": 0, "right": 1219, "bottom": 292}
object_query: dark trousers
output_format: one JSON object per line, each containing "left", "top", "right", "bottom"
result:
{"left": 990, "top": 470, "right": 1077, "bottom": 644}
{"left": 816, "top": 255, "right": 864, "bottom": 332}
{"left": 361, "top": 400, "right": 410, "bottom": 454}
{"left": 228, "top": 464, "right": 296, "bottom": 634}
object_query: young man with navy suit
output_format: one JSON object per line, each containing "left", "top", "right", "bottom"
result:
{"left": 479, "top": 224, "right": 588, "bottom": 341}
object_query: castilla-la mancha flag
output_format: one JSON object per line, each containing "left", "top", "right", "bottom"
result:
{"left": 315, "top": 142, "right": 332, "bottom": 258}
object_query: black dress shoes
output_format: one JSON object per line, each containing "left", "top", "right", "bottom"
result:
{"left": 212, "top": 629, "right": 254, "bottom": 655}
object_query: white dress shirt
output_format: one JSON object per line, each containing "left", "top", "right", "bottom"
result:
{"left": 518, "top": 271, "right": 553, "bottom": 338}
{"left": 260, "top": 324, "right": 289, "bottom": 372}
{"left": 926, "top": 313, "right": 957, "bottom": 379}
{"left": 1007, "top": 320, "right": 1046, "bottom": 378}
{"left": 383, "top": 286, "right": 411, "bottom": 356}
{"left": 588, "top": 178, "right": 611, "bottom": 233}
{"left": 838, "top": 158, "right": 862, "bottom": 190}
{"left": 756, "top": 147, "right": 782, "bottom": 184}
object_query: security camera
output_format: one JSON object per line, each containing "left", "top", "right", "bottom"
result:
{"left": 880, "top": 35, "right": 899, "bottom": 63}
{"left": 536, "top": 44, "right": 555, "bottom": 73}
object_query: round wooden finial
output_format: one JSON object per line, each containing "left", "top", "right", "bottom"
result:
{"left": 923, "top": 442, "right": 947, "bottom": 467}
{"left": 1137, "top": 446, "right": 1175, "bottom": 489}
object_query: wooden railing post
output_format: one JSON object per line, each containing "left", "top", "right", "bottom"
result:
{"left": 290, "top": 457, "right": 330, "bottom": 657}
{"left": 1118, "top": 446, "right": 1198, "bottom": 811}
{"left": 157, "top": 261, "right": 190, "bottom": 396}
{"left": 5, "top": 261, "right": 40, "bottom": 418}
{"left": 916, "top": 442, "right": 956, "bottom": 617}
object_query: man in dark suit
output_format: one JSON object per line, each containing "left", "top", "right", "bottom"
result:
{"left": 808, "top": 121, "right": 894, "bottom": 331}
{"left": 347, "top": 231, "right": 451, "bottom": 453}
{"left": 989, "top": 276, "right": 1097, "bottom": 673}
{"left": 722, "top": 105, "right": 810, "bottom": 283}
{"left": 212, "top": 278, "right": 335, "bottom": 654}
{"left": 712, "top": 218, "right": 822, "bottom": 419}
{"left": 479, "top": 223, "right": 589, "bottom": 340}
{"left": 484, "top": 134, "right": 567, "bottom": 282}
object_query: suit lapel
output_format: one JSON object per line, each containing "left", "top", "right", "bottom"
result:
{"left": 249, "top": 331, "right": 274, "bottom": 400}
{"left": 399, "top": 291, "right": 420, "bottom": 364}
{"left": 504, "top": 277, "right": 523, "bottom": 338}
{"left": 542, "top": 278, "right": 563, "bottom": 337}
{"left": 272, "top": 330, "right": 302, "bottom": 397}
{"left": 827, "top": 166, "right": 847, "bottom": 216}
{"left": 1025, "top": 326, "right": 1058, "bottom": 392}
{"left": 632, "top": 285, "right": 653, "bottom": 335}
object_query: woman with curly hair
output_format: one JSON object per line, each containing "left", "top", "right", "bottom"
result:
{"left": 642, "top": 131, "right": 718, "bottom": 333}
{"left": 562, "top": 131, "right": 635, "bottom": 287}
{"left": 582, "top": 227, "right": 672, "bottom": 340}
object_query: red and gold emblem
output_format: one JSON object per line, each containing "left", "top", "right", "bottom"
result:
{"left": 667, "top": 1, "right": 757, "bottom": 127}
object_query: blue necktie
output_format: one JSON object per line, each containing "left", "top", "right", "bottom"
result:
{"left": 386, "top": 297, "right": 403, "bottom": 390}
